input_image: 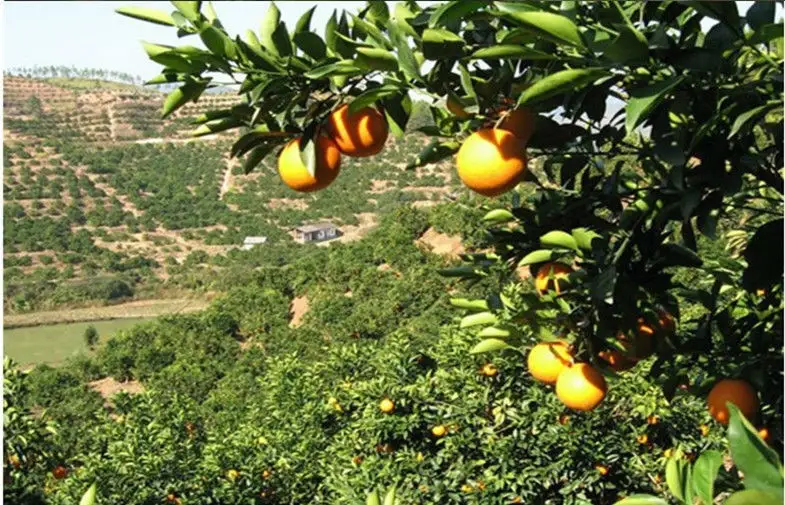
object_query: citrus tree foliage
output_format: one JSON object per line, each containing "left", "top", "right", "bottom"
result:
{"left": 122, "top": 0, "right": 782, "bottom": 408}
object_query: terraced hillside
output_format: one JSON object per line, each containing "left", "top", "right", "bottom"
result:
{"left": 3, "top": 76, "right": 467, "bottom": 314}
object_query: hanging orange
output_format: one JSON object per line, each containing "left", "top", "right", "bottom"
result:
{"left": 327, "top": 104, "right": 389, "bottom": 157}
{"left": 278, "top": 136, "right": 341, "bottom": 192}
{"left": 455, "top": 128, "right": 527, "bottom": 197}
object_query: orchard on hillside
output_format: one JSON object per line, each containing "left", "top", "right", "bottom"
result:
{"left": 91, "top": 0, "right": 785, "bottom": 503}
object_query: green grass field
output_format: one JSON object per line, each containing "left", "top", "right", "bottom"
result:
{"left": 4, "top": 318, "right": 153, "bottom": 366}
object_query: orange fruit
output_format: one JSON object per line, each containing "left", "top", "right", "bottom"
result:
{"left": 663, "top": 448, "right": 673, "bottom": 458}
{"left": 657, "top": 308, "right": 676, "bottom": 336}
{"left": 479, "top": 363, "right": 498, "bottom": 377}
{"left": 527, "top": 341, "right": 573, "bottom": 385}
{"left": 446, "top": 96, "right": 471, "bottom": 119}
{"left": 558, "top": 414, "right": 570, "bottom": 425}
{"left": 455, "top": 128, "right": 527, "bottom": 197}
{"left": 8, "top": 454, "right": 20, "bottom": 469}
{"left": 431, "top": 425, "right": 447, "bottom": 438}
{"left": 278, "top": 136, "right": 341, "bottom": 192}
{"left": 595, "top": 464, "right": 609, "bottom": 476}
{"left": 327, "top": 104, "right": 388, "bottom": 157}
{"left": 534, "top": 262, "right": 573, "bottom": 296}
{"left": 707, "top": 379, "right": 759, "bottom": 424}
{"left": 499, "top": 107, "right": 536, "bottom": 145}
{"left": 637, "top": 434, "right": 649, "bottom": 444}
{"left": 555, "top": 363, "right": 608, "bottom": 411}
{"left": 598, "top": 349, "right": 636, "bottom": 372}
{"left": 52, "top": 465, "right": 68, "bottom": 479}
{"left": 758, "top": 427, "right": 771, "bottom": 443}
{"left": 262, "top": 469, "right": 272, "bottom": 479}
{"left": 226, "top": 469, "right": 239, "bottom": 481}
{"left": 379, "top": 398, "right": 395, "bottom": 414}
{"left": 647, "top": 415, "right": 660, "bottom": 425}
{"left": 700, "top": 424, "right": 710, "bottom": 436}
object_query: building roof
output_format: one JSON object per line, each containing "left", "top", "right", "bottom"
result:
{"left": 295, "top": 223, "right": 336, "bottom": 233}
{"left": 243, "top": 236, "right": 267, "bottom": 244}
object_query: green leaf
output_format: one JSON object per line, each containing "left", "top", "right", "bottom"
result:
{"left": 366, "top": 489, "right": 381, "bottom": 505}
{"left": 190, "top": 117, "right": 242, "bottom": 137}
{"left": 460, "top": 312, "right": 498, "bottom": 329}
{"left": 604, "top": 25, "right": 648, "bottom": 63}
{"left": 172, "top": 1, "right": 201, "bottom": 22}
{"left": 142, "top": 41, "right": 175, "bottom": 58}
{"left": 470, "top": 338, "right": 512, "bottom": 354}
{"left": 438, "top": 265, "right": 484, "bottom": 278}
{"left": 724, "top": 490, "right": 783, "bottom": 505}
{"left": 468, "top": 45, "right": 552, "bottom": 60}
{"left": 293, "top": 32, "right": 327, "bottom": 60}
{"left": 540, "top": 230, "right": 578, "bottom": 251}
{"left": 261, "top": 3, "right": 292, "bottom": 57}
{"left": 613, "top": 495, "right": 668, "bottom": 505}
{"left": 691, "top": 450, "right": 722, "bottom": 505}
{"left": 162, "top": 80, "right": 207, "bottom": 119}
{"left": 429, "top": 0, "right": 486, "bottom": 28}
{"left": 571, "top": 228, "right": 601, "bottom": 250}
{"left": 422, "top": 28, "right": 467, "bottom": 59}
{"left": 478, "top": 326, "right": 513, "bottom": 338}
{"left": 388, "top": 19, "right": 421, "bottom": 81}
{"left": 746, "top": 2, "right": 775, "bottom": 31}
{"left": 80, "top": 483, "right": 98, "bottom": 505}
{"left": 405, "top": 138, "right": 460, "bottom": 169}
{"left": 243, "top": 144, "right": 279, "bottom": 174}
{"left": 518, "top": 68, "right": 608, "bottom": 106}
{"left": 449, "top": 298, "right": 489, "bottom": 311}
{"left": 295, "top": 5, "right": 316, "bottom": 34}
{"left": 483, "top": 209, "right": 515, "bottom": 223}
{"left": 659, "top": 243, "right": 703, "bottom": 268}
{"left": 116, "top": 7, "right": 176, "bottom": 26}
{"left": 364, "top": 1, "right": 390, "bottom": 28}
{"left": 458, "top": 63, "right": 476, "bottom": 99}
{"left": 727, "top": 404, "right": 784, "bottom": 498}
{"left": 349, "top": 85, "right": 400, "bottom": 113}
{"left": 519, "top": 249, "right": 554, "bottom": 266}
{"left": 305, "top": 61, "right": 364, "bottom": 79}
{"left": 625, "top": 76, "right": 684, "bottom": 135}
{"left": 356, "top": 47, "right": 399, "bottom": 72}
{"left": 665, "top": 456, "right": 687, "bottom": 502}
{"left": 495, "top": 5, "right": 585, "bottom": 48}
{"left": 381, "top": 92, "right": 412, "bottom": 137}
{"left": 383, "top": 486, "right": 397, "bottom": 505}
{"left": 729, "top": 102, "right": 781, "bottom": 138}
{"left": 300, "top": 134, "right": 317, "bottom": 178}
{"left": 200, "top": 25, "right": 236, "bottom": 59}
{"left": 689, "top": 1, "right": 741, "bottom": 33}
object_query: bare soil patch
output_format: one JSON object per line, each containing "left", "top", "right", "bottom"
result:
{"left": 289, "top": 295, "right": 310, "bottom": 328}
{"left": 415, "top": 227, "right": 465, "bottom": 259}
{"left": 89, "top": 377, "right": 145, "bottom": 408}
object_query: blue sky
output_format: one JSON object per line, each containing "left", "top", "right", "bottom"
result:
{"left": 3, "top": 1, "right": 776, "bottom": 81}
{"left": 4, "top": 1, "right": 435, "bottom": 79}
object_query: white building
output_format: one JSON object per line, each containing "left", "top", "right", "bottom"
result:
{"left": 241, "top": 236, "right": 267, "bottom": 250}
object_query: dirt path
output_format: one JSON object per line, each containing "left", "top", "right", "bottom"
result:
{"left": 289, "top": 295, "right": 310, "bottom": 328}
{"left": 219, "top": 156, "right": 236, "bottom": 200}
{"left": 4, "top": 298, "right": 211, "bottom": 328}
{"left": 107, "top": 104, "right": 119, "bottom": 142}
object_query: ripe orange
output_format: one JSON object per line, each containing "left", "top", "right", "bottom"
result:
{"left": 379, "top": 398, "right": 395, "bottom": 414}
{"left": 455, "top": 128, "right": 527, "bottom": 197}
{"left": 700, "top": 424, "right": 710, "bottom": 436}
{"left": 226, "top": 469, "right": 239, "bottom": 481}
{"left": 555, "top": 363, "right": 608, "bottom": 411}
{"left": 327, "top": 104, "right": 389, "bottom": 157}
{"left": 637, "top": 434, "right": 649, "bottom": 445}
{"left": 262, "top": 469, "right": 272, "bottom": 480}
{"left": 431, "top": 425, "right": 447, "bottom": 438}
{"left": 278, "top": 136, "right": 341, "bottom": 192}
{"left": 598, "top": 349, "right": 635, "bottom": 372}
{"left": 534, "top": 262, "right": 573, "bottom": 296}
{"left": 527, "top": 341, "right": 573, "bottom": 385}
{"left": 707, "top": 379, "right": 759, "bottom": 424}
{"left": 758, "top": 427, "right": 771, "bottom": 443}
{"left": 52, "top": 465, "right": 68, "bottom": 479}
{"left": 647, "top": 415, "right": 660, "bottom": 425}
{"left": 479, "top": 363, "right": 498, "bottom": 377}
{"left": 498, "top": 107, "right": 536, "bottom": 145}
{"left": 663, "top": 448, "right": 673, "bottom": 458}
{"left": 446, "top": 96, "right": 471, "bottom": 119}
{"left": 595, "top": 464, "right": 609, "bottom": 476}
{"left": 8, "top": 454, "right": 20, "bottom": 469}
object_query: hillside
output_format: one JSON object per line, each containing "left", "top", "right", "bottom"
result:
{"left": 3, "top": 76, "right": 470, "bottom": 315}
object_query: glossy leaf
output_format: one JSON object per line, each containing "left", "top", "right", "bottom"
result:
{"left": 115, "top": 7, "right": 176, "bottom": 26}
{"left": 571, "top": 228, "right": 601, "bottom": 250}
{"left": 483, "top": 209, "right": 515, "bottom": 223}
{"left": 626, "top": 76, "right": 684, "bottom": 134}
{"left": 727, "top": 404, "right": 784, "bottom": 498}
{"left": 477, "top": 326, "right": 512, "bottom": 338}
{"left": 243, "top": 143, "right": 279, "bottom": 174}
{"left": 518, "top": 68, "right": 607, "bottom": 106}
{"left": 729, "top": 102, "right": 781, "bottom": 138}
{"left": 613, "top": 495, "right": 668, "bottom": 505}
{"left": 470, "top": 338, "right": 512, "bottom": 354}
{"left": 355, "top": 47, "right": 399, "bottom": 72}
{"left": 190, "top": 117, "right": 242, "bottom": 137}
{"left": 604, "top": 25, "right": 648, "bottom": 63}
{"left": 691, "top": 450, "right": 722, "bottom": 505}
{"left": 366, "top": 490, "right": 381, "bottom": 505}
{"left": 305, "top": 61, "right": 364, "bottom": 79}
{"left": 519, "top": 249, "right": 555, "bottom": 266}
{"left": 383, "top": 486, "right": 396, "bottom": 505}
{"left": 388, "top": 19, "right": 422, "bottom": 81}
{"left": 295, "top": 5, "right": 316, "bottom": 34}
{"left": 724, "top": 489, "right": 783, "bottom": 505}
{"left": 540, "top": 230, "right": 578, "bottom": 251}
{"left": 162, "top": 80, "right": 207, "bottom": 118}
{"left": 468, "top": 45, "right": 552, "bottom": 60}
{"left": 665, "top": 456, "right": 687, "bottom": 502}
{"left": 293, "top": 32, "right": 327, "bottom": 60}
{"left": 80, "top": 483, "right": 98, "bottom": 505}
{"left": 495, "top": 5, "right": 585, "bottom": 48}
{"left": 423, "top": 28, "right": 467, "bottom": 59}
{"left": 746, "top": 1, "right": 775, "bottom": 31}
{"left": 449, "top": 298, "right": 489, "bottom": 311}
{"left": 429, "top": 0, "right": 486, "bottom": 28}
{"left": 460, "top": 312, "right": 499, "bottom": 329}
{"left": 405, "top": 138, "right": 460, "bottom": 169}
{"left": 172, "top": 1, "right": 201, "bottom": 22}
